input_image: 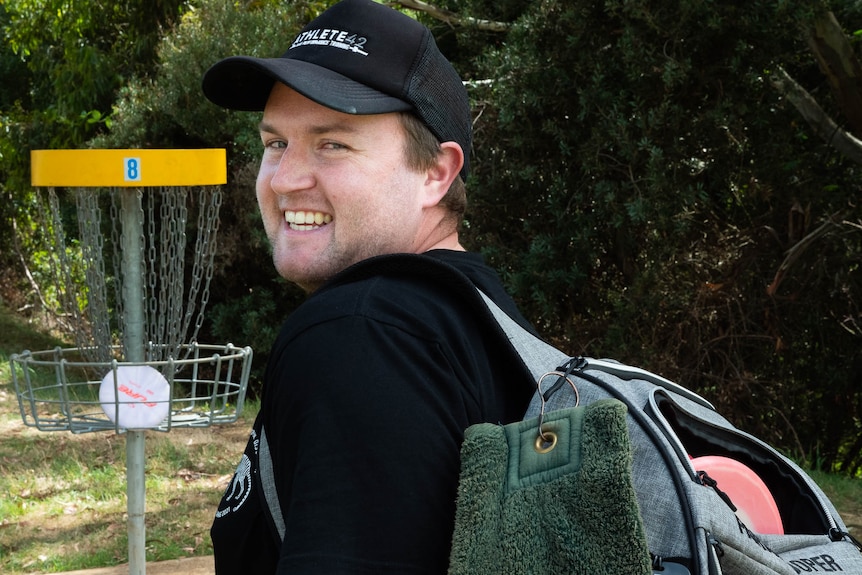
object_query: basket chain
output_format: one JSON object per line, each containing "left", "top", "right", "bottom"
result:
{"left": 35, "top": 186, "right": 222, "bottom": 366}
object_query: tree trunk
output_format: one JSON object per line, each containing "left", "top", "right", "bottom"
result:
{"left": 805, "top": 11, "right": 862, "bottom": 136}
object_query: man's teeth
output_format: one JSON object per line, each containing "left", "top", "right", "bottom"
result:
{"left": 285, "top": 210, "right": 332, "bottom": 230}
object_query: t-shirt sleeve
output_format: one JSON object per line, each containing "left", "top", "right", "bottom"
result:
{"left": 263, "top": 314, "right": 481, "bottom": 575}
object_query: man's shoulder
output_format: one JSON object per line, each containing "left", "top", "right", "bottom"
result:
{"left": 310, "top": 257, "right": 476, "bottom": 322}
{"left": 328, "top": 251, "right": 488, "bottom": 290}
{"left": 278, "top": 252, "right": 494, "bottom": 342}
{"left": 319, "top": 251, "right": 487, "bottom": 304}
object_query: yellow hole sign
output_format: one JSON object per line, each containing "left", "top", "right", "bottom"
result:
{"left": 31, "top": 149, "right": 227, "bottom": 187}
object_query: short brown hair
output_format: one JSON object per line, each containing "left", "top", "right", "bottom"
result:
{"left": 398, "top": 112, "right": 467, "bottom": 222}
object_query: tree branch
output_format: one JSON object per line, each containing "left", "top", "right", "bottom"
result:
{"left": 804, "top": 11, "right": 862, "bottom": 135}
{"left": 10, "top": 215, "right": 74, "bottom": 332}
{"left": 766, "top": 212, "right": 841, "bottom": 297}
{"left": 390, "top": 0, "right": 510, "bottom": 32}
{"left": 770, "top": 65, "right": 862, "bottom": 165}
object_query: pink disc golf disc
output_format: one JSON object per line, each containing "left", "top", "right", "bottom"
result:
{"left": 691, "top": 455, "right": 784, "bottom": 534}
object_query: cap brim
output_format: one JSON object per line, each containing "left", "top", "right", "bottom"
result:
{"left": 202, "top": 56, "right": 413, "bottom": 115}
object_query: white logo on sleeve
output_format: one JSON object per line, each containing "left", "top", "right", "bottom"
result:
{"left": 215, "top": 429, "right": 258, "bottom": 519}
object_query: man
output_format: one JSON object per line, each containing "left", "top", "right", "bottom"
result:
{"left": 202, "top": 0, "right": 534, "bottom": 572}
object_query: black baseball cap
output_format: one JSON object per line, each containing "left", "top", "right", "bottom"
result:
{"left": 202, "top": 0, "right": 471, "bottom": 179}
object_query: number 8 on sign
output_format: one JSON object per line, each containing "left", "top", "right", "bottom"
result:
{"left": 124, "top": 157, "right": 141, "bottom": 182}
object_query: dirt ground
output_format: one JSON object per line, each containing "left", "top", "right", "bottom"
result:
{"left": 55, "top": 556, "right": 213, "bottom": 575}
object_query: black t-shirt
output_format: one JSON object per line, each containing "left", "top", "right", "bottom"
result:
{"left": 211, "top": 250, "right": 534, "bottom": 574}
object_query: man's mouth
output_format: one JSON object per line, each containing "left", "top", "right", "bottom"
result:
{"left": 285, "top": 210, "right": 332, "bottom": 231}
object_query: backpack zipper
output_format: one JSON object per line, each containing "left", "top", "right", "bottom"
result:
{"left": 706, "top": 533, "right": 724, "bottom": 575}
{"left": 543, "top": 356, "right": 588, "bottom": 401}
{"left": 651, "top": 389, "right": 840, "bottom": 535}
{"left": 566, "top": 363, "right": 703, "bottom": 575}
{"left": 830, "top": 527, "right": 862, "bottom": 552}
{"left": 584, "top": 358, "right": 715, "bottom": 410}
{"left": 697, "top": 470, "right": 738, "bottom": 512}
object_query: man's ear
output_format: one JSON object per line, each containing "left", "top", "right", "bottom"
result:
{"left": 421, "top": 142, "right": 464, "bottom": 207}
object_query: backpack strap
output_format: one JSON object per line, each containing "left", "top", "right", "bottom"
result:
{"left": 475, "top": 290, "right": 570, "bottom": 382}
{"left": 259, "top": 427, "right": 286, "bottom": 541}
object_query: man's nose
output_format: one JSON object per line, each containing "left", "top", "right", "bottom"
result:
{"left": 270, "top": 146, "right": 315, "bottom": 194}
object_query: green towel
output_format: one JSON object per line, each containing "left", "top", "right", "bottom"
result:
{"left": 448, "top": 399, "right": 651, "bottom": 575}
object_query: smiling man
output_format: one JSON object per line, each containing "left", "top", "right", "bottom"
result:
{"left": 202, "top": 1, "right": 534, "bottom": 573}
{"left": 255, "top": 83, "right": 465, "bottom": 292}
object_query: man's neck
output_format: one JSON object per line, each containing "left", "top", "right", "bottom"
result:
{"left": 422, "top": 231, "right": 464, "bottom": 253}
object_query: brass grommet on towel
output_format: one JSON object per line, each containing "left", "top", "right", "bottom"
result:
{"left": 534, "top": 426, "right": 558, "bottom": 453}
{"left": 536, "top": 371, "right": 579, "bottom": 445}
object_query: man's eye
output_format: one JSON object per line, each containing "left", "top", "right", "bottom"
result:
{"left": 322, "top": 141, "right": 347, "bottom": 150}
{"left": 266, "top": 140, "right": 287, "bottom": 149}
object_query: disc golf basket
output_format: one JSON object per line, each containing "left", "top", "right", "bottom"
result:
{"left": 10, "top": 149, "right": 253, "bottom": 575}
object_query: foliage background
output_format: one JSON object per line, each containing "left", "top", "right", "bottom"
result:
{"left": 2, "top": 0, "right": 861, "bottom": 474}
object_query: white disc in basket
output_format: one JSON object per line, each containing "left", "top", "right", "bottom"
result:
{"left": 99, "top": 365, "right": 170, "bottom": 429}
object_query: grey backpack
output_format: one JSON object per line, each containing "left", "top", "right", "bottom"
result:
{"left": 258, "top": 254, "right": 862, "bottom": 574}
{"left": 477, "top": 288, "right": 862, "bottom": 575}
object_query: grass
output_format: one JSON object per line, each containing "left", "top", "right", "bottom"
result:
{"left": 1, "top": 303, "right": 861, "bottom": 573}
{"left": 0, "top": 304, "right": 257, "bottom": 574}
{"left": 807, "top": 469, "right": 862, "bottom": 528}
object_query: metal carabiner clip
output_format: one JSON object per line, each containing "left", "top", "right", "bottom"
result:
{"left": 535, "top": 371, "right": 580, "bottom": 451}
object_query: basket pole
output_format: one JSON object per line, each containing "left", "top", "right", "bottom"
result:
{"left": 119, "top": 188, "right": 147, "bottom": 575}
